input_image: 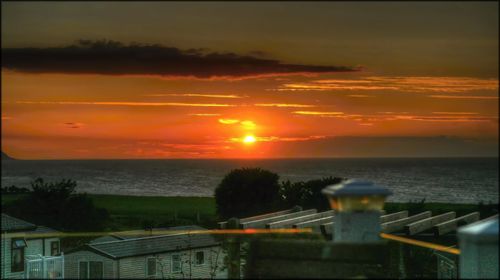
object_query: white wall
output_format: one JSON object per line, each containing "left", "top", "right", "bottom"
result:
{"left": 26, "top": 239, "right": 43, "bottom": 256}
{"left": 64, "top": 250, "right": 117, "bottom": 279}
{"left": 64, "top": 245, "right": 226, "bottom": 279}
{"left": 118, "top": 246, "right": 226, "bottom": 279}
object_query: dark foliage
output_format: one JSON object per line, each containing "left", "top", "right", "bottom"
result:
{"left": 280, "top": 176, "right": 344, "bottom": 211}
{"left": 4, "top": 178, "right": 108, "bottom": 231}
{"left": 1, "top": 185, "right": 30, "bottom": 193}
{"left": 477, "top": 201, "right": 499, "bottom": 218}
{"left": 215, "top": 168, "right": 282, "bottom": 220}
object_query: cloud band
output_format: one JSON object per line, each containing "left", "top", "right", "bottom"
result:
{"left": 2, "top": 40, "right": 357, "bottom": 79}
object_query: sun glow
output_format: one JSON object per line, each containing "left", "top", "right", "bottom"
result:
{"left": 243, "top": 135, "right": 257, "bottom": 144}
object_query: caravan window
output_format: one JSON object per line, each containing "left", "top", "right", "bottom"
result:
{"left": 50, "top": 241, "right": 60, "bottom": 256}
{"left": 11, "top": 239, "right": 26, "bottom": 272}
{"left": 171, "top": 254, "right": 181, "bottom": 273}
{"left": 147, "top": 257, "right": 157, "bottom": 276}
{"left": 79, "top": 261, "right": 103, "bottom": 279}
{"left": 79, "top": 262, "right": 89, "bottom": 279}
{"left": 195, "top": 251, "right": 205, "bottom": 265}
{"left": 89, "top": 261, "right": 103, "bottom": 279}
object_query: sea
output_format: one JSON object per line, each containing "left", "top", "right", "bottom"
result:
{"left": 1, "top": 158, "right": 498, "bottom": 204}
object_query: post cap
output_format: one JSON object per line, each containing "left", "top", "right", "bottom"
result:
{"left": 322, "top": 179, "right": 393, "bottom": 197}
{"left": 458, "top": 217, "right": 498, "bottom": 243}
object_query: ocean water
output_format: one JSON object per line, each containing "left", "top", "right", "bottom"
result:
{"left": 1, "top": 158, "right": 498, "bottom": 204}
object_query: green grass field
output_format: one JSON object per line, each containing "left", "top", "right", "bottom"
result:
{"left": 89, "top": 194, "right": 217, "bottom": 229}
{"left": 2, "top": 193, "right": 497, "bottom": 230}
{"left": 2, "top": 193, "right": 217, "bottom": 230}
{"left": 1, "top": 194, "right": 215, "bottom": 215}
{"left": 1, "top": 193, "right": 28, "bottom": 204}
{"left": 90, "top": 194, "right": 215, "bottom": 216}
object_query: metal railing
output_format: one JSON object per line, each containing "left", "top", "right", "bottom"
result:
{"left": 380, "top": 233, "right": 460, "bottom": 255}
{"left": 25, "top": 253, "right": 64, "bottom": 279}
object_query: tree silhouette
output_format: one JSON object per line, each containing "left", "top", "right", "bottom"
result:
{"left": 215, "top": 168, "right": 281, "bottom": 220}
{"left": 280, "top": 176, "right": 344, "bottom": 211}
{"left": 4, "top": 178, "right": 108, "bottom": 231}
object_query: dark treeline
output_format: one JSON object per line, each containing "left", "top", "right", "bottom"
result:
{"left": 215, "top": 167, "right": 345, "bottom": 220}
{"left": 1, "top": 185, "right": 31, "bottom": 193}
{"left": 214, "top": 167, "right": 499, "bottom": 220}
{"left": 3, "top": 178, "right": 109, "bottom": 232}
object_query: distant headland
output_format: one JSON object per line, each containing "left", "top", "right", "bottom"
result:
{"left": 1, "top": 151, "right": 15, "bottom": 160}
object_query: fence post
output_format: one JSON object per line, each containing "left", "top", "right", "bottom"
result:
{"left": 458, "top": 217, "right": 498, "bottom": 279}
{"left": 227, "top": 218, "right": 241, "bottom": 279}
{"left": 322, "top": 179, "right": 392, "bottom": 243}
{"left": 398, "top": 243, "right": 407, "bottom": 279}
{"left": 43, "top": 255, "right": 48, "bottom": 279}
{"left": 61, "top": 252, "right": 64, "bottom": 279}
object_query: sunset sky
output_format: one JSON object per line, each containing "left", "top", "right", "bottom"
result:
{"left": 1, "top": 2, "right": 498, "bottom": 159}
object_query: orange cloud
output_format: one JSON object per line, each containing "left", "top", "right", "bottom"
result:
{"left": 190, "top": 113, "right": 221, "bottom": 116}
{"left": 218, "top": 119, "right": 257, "bottom": 129}
{"left": 17, "top": 101, "right": 234, "bottom": 107}
{"left": 63, "top": 122, "right": 85, "bottom": 129}
{"left": 240, "top": 120, "right": 256, "bottom": 129}
{"left": 275, "top": 83, "right": 396, "bottom": 91}
{"left": 293, "top": 111, "right": 344, "bottom": 116}
{"left": 254, "top": 103, "right": 316, "bottom": 108}
{"left": 314, "top": 79, "right": 374, "bottom": 84}
{"left": 430, "top": 95, "right": 499, "bottom": 99}
{"left": 273, "top": 76, "right": 498, "bottom": 93}
{"left": 387, "top": 115, "right": 497, "bottom": 123}
{"left": 347, "top": 94, "right": 375, "bottom": 98}
{"left": 218, "top": 118, "right": 240, "bottom": 124}
{"left": 146, "top": 93, "right": 245, "bottom": 99}
{"left": 293, "top": 110, "right": 497, "bottom": 124}
{"left": 432, "top": 112, "right": 479, "bottom": 115}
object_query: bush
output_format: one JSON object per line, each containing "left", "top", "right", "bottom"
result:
{"left": 1, "top": 185, "right": 30, "bottom": 193}
{"left": 4, "top": 178, "right": 108, "bottom": 231}
{"left": 215, "top": 168, "right": 281, "bottom": 220}
{"left": 280, "top": 176, "right": 344, "bottom": 211}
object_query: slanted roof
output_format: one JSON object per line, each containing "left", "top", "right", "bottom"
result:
{"left": 24, "top": 225, "right": 60, "bottom": 239}
{"left": 90, "top": 235, "right": 122, "bottom": 244}
{"left": 1, "top": 213, "right": 36, "bottom": 232}
{"left": 167, "top": 225, "right": 207, "bottom": 231}
{"left": 112, "top": 225, "right": 208, "bottom": 240}
{"left": 85, "top": 231, "right": 219, "bottom": 259}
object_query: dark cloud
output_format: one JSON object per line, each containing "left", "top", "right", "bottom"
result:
{"left": 247, "top": 50, "right": 269, "bottom": 58}
{"left": 63, "top": 122, "right": 83, "bottom": 129}
{"left": 1, "top": 40, "right": 357, "bottom": 79}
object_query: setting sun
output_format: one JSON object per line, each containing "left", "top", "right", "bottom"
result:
{"left": 243, "top": 135, "right": 257, "bottom": 144}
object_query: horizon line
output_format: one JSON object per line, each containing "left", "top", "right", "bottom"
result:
{"left": 3, "top": 156, "right": 499, "bottom": 161}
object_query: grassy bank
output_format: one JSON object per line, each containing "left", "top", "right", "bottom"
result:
{"left": 91, "top": 194, "right": 215, "bottom": 216}
{"left": 91, "top": 194, "right": 216, "bottom": 230}
{"left": 2, "top": 193, "right": 497, "bottom": 231}
{"left": 1, "top": 194, "right": 215, "bottom": 215}
{"left": 1, "top": 193, "right": 27, "bottom": 204}
{"left": 1, "top": 193, "right": 216, "bottom": 230}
